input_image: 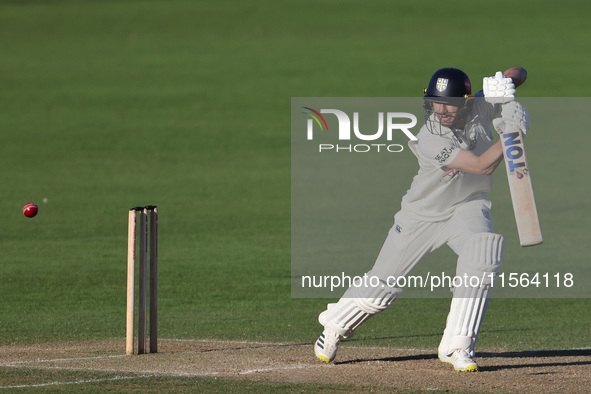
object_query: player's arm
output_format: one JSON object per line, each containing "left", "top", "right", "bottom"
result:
{"left": 450, "top": 95, "right": 530, "bottom": 175}
{"left": 449, "top": 66, "right": 528, "bottom": 175}
{"left": 448, "top": 140, "right": 504, "bottom": 175}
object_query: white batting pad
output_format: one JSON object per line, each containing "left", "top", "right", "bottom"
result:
{"left": 439, "top": 233, "right": 504, "bottom": 356}
{"left": 318, "top": 282, "right": 401, "bottom": 338}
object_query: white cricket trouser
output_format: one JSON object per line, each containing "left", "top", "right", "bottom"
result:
{"left": 369, "top": 198, "right": 494, "bottom": 281}
{"left": 319, "top": 198, "right": 500, "bottom": 355}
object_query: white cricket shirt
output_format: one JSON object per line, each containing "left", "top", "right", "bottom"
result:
{"left": 401, "top": 99, "right": 499, "bottom": 221}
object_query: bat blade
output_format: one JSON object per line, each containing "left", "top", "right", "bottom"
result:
{"left": 501, "top": 130, "right": 543, "bottom": 247}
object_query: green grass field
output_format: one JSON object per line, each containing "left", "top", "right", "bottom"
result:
{"left": 1, "top": 0, "right": 590, "bottom": 391}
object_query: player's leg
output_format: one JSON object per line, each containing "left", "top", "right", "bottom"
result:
{"left": 315, "top": 282, "right": 401, "bottom": 362}
{"left": 315, "top": 211, "right": 442, "bottom": 363}
{"left": 438, "top": 202, "right": 503, "bottom": 371}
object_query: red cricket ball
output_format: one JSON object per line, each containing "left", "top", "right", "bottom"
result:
{"left": 23, "top": 202, "right": 38, "bottom": 218}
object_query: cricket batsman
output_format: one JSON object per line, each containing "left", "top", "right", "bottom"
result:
{"left": 314, "top": 67, "right": 530, "bottom": 371}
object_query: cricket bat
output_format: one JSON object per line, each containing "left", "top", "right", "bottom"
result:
{"left": 500, "top": 130, "right": 543, "bottom": 247}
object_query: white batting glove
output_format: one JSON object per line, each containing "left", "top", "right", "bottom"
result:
{"left": 483, "top": 71, "right": 516, "bottom": 104}
{"left": 492, "top": 101, "right": 530, "bottom": 135}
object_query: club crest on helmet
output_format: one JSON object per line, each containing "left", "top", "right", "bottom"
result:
{"left": 436, "top": 78, "right": 449, "bottom": 92}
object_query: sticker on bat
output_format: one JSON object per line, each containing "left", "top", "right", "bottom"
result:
{"left": 502, "top": 131, "right": 526, "bottom": 174}
{"left": 515, "top": 167, "right": 530, "bottom": 179}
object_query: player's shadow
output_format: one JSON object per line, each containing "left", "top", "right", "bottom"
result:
{"left": 478, "top": 349, "right": 591, "bottom": 371}
{"left": 335, "top": 353, "right": 437, "bottom": 365}
{"left": 335, "top": 348, "right": 591, "bottom": 371}
{"left": 343, "top": 332, "right": 443, "bottom": 343}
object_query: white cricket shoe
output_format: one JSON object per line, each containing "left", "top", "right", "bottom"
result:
{"left": 314, "top": 328, "right": 340, "bottom": 363}
{"left": 439, "top": 349, "right": 480, "bottom": 372}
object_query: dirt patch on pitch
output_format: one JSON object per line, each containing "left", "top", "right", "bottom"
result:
{"left": 1, "top": 339, "right": 590, "bottom": 392}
